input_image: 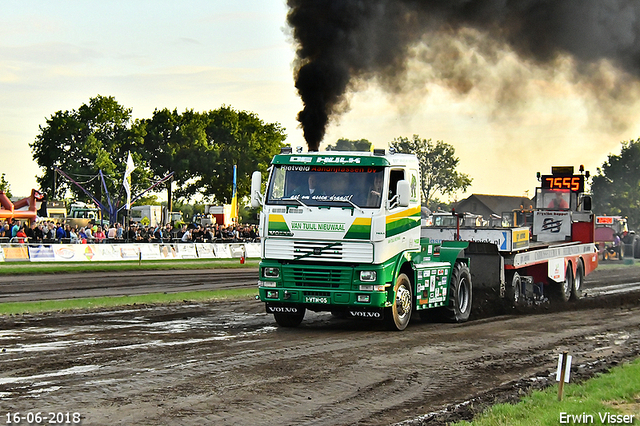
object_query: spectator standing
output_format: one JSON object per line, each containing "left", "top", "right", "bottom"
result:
{"left": 16, "top": 225, "right": 27, "bottom": 243}
{"left": 126, "top": 223, "right": 137, "bottom": 242}
{"left": 152, "top": 225, "right": 162, "bottom": 242}
{"left": 34, "top": 223, "right": 44, "bottom": 243}
{"left": 94, "top": 226, "right": 106, "bottom": 243}
{"left": 181, "top": 227, "right": 192, "bottom": 242}
{"left": 177, "top": 225, "right": 186, "bottom": 240}
{"left": 11, "top": 220, "right": 20, "bottom": 238}
{"left": 116, "top": 223, "right": 124, "bottom": 240}
{"left": 78, "top": 227, "right": 88, "bottom": 243}
{"left": 107, "top": 224, "right": 117, "bottom": 240}
{"left": 26, "top": 222, "right": 36, "bottom": 242}
{"left": 69, "top": 227, "right": 79, "bottom": 244}
{"left": 164, "top": 224, "right": 173, "bottom": 242}
{"left": 84, "top": 225, "right": 94, "bottom": 242}
{"left": 56, "top": 223, "right": 66, "bottom": 243}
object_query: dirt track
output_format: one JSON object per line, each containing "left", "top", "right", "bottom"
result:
{"left": 1, "top": 266, "right": 640, "bottom": 426}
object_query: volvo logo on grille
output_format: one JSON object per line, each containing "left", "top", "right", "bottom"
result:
{"left": 313, "top": 248, "right": 322, "bottom": 255}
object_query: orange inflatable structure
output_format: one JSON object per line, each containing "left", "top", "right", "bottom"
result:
{"left": 0, "top": 189, "right": 43, "bottom": 223}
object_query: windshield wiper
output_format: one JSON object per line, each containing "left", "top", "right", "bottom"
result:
{"left": 281, "top": 197, "right": 311, "bottom": 210}
{"left": 328, "top": 198, "right": 364, "bottom": 213}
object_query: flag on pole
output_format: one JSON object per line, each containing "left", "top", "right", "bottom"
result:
{"left": 123, "top": 152, "right": 135, "bottom": 210}
{"left": 230, "top": 165, "right": 238, "bottom": 222}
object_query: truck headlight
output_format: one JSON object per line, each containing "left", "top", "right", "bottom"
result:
{"left": 263, "top": 267, "right": 280, "bottom": 278}
{"left": 359, "top": 271, "right": 377, "bottom": 282}
{"left": 258, "top": 281, "right": 277, "bottom": 288}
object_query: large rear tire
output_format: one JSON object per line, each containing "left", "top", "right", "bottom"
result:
{"left": 505, "top": 271, "right": 522, "bottom": 306}
{"left": 554, "top": 264, "right": 573, "bottom": 303}
{"left": 384, "top": 273, "right": 412, "bottom": 331}
{"left": 571, "top": 260, "right": 584, "bottom": 300}
{"left": 274, "top": 307, "right": 306, "bottom": 328}
{"left": 445, "top": 262, "right": 472, "bottom": 322}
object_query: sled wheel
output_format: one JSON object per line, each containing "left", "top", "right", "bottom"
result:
{"left": 505, "top": 271, "right": 522, "bottom": 306}
{"left": 554, "top": 264, "right": 573, "bottom": 303}
{"left": 571, "top": 260, "right": 584, "bottom": 300}
{"left": 274, "top": 307, "right": 306, "bottom": 328}
{"left": 384, "top": 273, "right": 412, "bottom": 331}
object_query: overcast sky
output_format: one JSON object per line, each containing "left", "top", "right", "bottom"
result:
{"left": 2, "top": 1, "right": 639, "bottom": 200}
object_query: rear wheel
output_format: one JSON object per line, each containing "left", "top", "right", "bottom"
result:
{"left": 384, "top": 273, "right": 412, "bottom": 331}
{"left": 554, "top": 264, "right": 573, "bottom": 303}
{"left": 505, "top": 271, "right": 522, "bottom": 306}
{"left": 572, "top": 260, "right": 584, "bottom": 300}
{"left": 274, "top": 307, "right": 306, "bottom": 328}
{"left": 445, "top": 262, "right": 472, "bottom": 322}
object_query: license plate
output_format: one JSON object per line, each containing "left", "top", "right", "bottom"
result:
{"left": 304, "top": 295, "right": 329, "bottom": 304}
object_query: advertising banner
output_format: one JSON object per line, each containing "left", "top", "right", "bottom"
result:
{"left": 195, "top": 243, "right": 216, "bottom": 258}
{"left": 175, "top": 243, "right": 197, "bottom": 259}
{"left": 139, "top": 243, "right": 162, "bottom": 260}
{"left": 534, "top": 211, "right": 572, "bottom": 242}
{"left": 27, "top": 245, "right": 56, "bottom": 261}
{"left": 213, "top": 243, "right": 231, "bottom": 259}
{"left": 3, "top": 246, "right": 30, "bottom": 261}
{"left": 245, "top": 243, "right": 261, "bottom": 258}
{"left": 1, "top": 242, "right": 261, "bottom": 262}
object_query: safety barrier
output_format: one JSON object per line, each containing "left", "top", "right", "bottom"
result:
{"left": 0, "top": 242, "right": 261, "bottom": 262}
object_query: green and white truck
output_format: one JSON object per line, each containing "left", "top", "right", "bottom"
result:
{"left": 250, "top": 148, "right": 472, "bottom": 330}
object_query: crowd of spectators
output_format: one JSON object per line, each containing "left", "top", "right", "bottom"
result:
{"left": 0, "top": 218, "right": 259, "bottom": 244}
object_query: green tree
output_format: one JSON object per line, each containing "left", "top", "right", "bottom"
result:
{"left": 140, "top": 106, "right": 286, "bottom": 206}
{"left": 30, "top": 95, "right": 151, "bottom": 204}
{"left": 591, "top": 138, "right": 640, "bottom": 229}
{"left": 325, "top": 138, "right": 372, "bottom": 151}
{"left": 138, "top": 108, "right": 207, "bottom": 212}
{"left": 199, "top": 106, "right": 286, "bottom": 203}
{"left": 390, "top": 135, "right": 472, "bottom": 205}
{"left": 0, "top": 173, "right": 11, "bottom": 198}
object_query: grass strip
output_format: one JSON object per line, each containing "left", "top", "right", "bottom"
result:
{"left": 454, "top": 358, "right": 640, "bottom": 426}
{"left": 0, "top": 258, "right": 259, "bottom": 274}
{"left": 0, "top": 288, "right": 258, "bottom": 316}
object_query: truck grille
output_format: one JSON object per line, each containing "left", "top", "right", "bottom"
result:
{"left": 283, "top": 267, "right": 352, "bottom": 288}
{"left": 264, "top": 239, "right": 373, "bottom": 263}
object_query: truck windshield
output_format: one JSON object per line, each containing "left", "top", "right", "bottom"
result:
{"left": 266, "top": 165, "right": 385, "bottom": 208}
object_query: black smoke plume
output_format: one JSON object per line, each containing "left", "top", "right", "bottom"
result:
{"left": 287, "top": 0, "right": 640, "bottom": 151}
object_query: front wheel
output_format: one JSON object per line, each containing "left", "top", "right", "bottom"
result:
{"left": 445, "top": 262, "right": 473, "bottom": 322}
{"left": 384, "top": 273, "right": 412, "bottom": 331}
{"left": 274, "top": 307, "right": 306, "bottom": 328}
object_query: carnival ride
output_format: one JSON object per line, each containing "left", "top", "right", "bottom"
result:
{"left": 0, "top": 189, "right": 43, "bottom": 223}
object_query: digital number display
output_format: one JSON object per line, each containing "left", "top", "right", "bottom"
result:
{"left": 541, "top": 175, "right": 584, "bottom": 192}
{"left": 596, "top": 216, "right": 614, "bottom": 225}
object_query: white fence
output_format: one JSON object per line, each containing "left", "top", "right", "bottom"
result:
{"left": 0, "top": 242, "right": 261, "bottom": 262}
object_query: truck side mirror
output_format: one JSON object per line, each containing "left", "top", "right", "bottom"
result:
{"left": 251, "top": 171, "right": 263, "bottom": 208}
{"left": 397, "top": 180, "right": 410, "bottom": 207}
{"left": 581, "top": 195, "right": 592, "bottom": 211}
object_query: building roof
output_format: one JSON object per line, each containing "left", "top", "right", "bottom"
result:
{"left": 455, "top": 194, "right": 533, "bottom": 216}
